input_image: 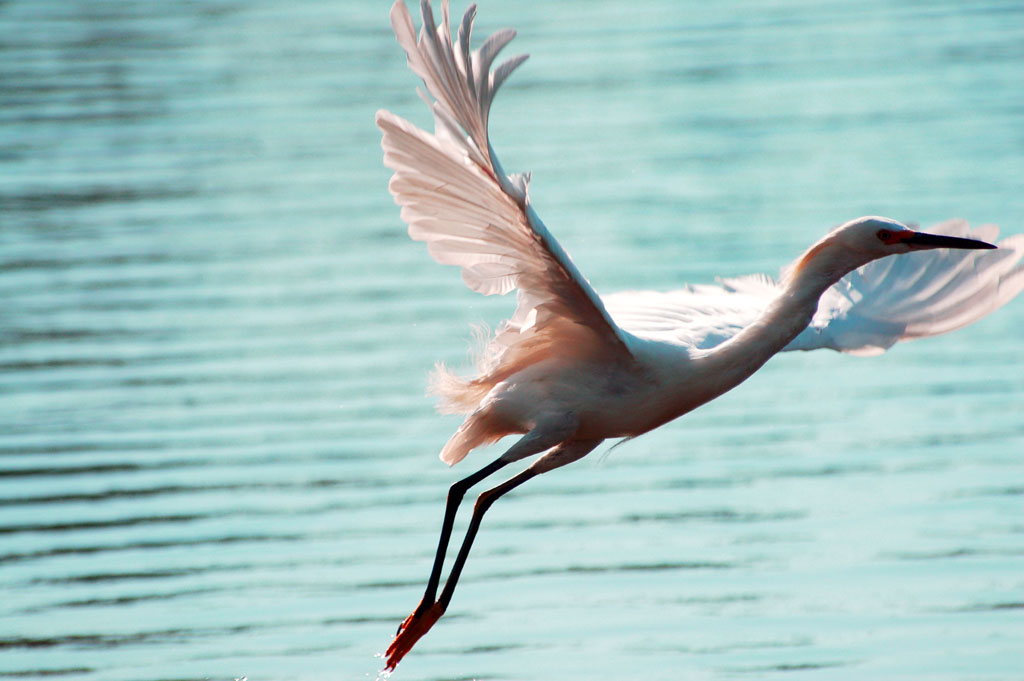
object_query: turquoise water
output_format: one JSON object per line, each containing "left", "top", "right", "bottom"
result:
{"left": 2, "top": 1, "right": 1023, "bottom": 679}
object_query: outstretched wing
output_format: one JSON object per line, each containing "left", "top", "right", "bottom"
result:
{"left": 603, "top": 274, "right": 780, "bottom": 351}
{"left": 605, "top": 221, "right": 1024, "bottom": 355}
{"left": 791, "top": 220, "right": 1024, "bottom": 355}
{"left": 376, "top": 0, "right": 633, "bottom": 396}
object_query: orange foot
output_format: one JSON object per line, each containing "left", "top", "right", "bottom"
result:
{"left": 384, "top": 601, "right": 446, "bottom": 671}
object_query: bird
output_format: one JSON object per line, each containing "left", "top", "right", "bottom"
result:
{"left": 376, "top": 0, "right": 1024, "bottom": 671}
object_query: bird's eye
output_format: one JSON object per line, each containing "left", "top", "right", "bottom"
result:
{"left": 877, "top": 229, "right": 893, "bottom": 242}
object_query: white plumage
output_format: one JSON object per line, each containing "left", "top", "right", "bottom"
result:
{"left": 605, "top": 219, "right": 1024, "bottom": 355}
{"left": 377, "top": 1, "right": 1024, "bottom": 670}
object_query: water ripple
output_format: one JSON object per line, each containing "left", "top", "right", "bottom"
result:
{"left": 1, "top": 1, "right": 1022, "bottom": 679}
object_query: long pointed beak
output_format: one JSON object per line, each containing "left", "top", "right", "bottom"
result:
{"left": 904, "top": 231, "right": 996, "bottom": 250}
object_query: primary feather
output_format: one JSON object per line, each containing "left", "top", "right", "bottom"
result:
{"left": 377, "top": 0, "right": 634, "bottom": 433}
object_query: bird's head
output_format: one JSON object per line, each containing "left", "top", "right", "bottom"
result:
{"left": 787, "top": 216, "right": 996, "bottom": 288}
{"left": 835, "top": 216, "right": 996, "bottom": 257}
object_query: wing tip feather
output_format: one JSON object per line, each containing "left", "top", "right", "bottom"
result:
{"left": 800, "top": 219, "right": 1024, "bottom": 354}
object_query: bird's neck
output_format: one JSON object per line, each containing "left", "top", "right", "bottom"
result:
{"left": 697, "top": 244, "right": 856, "bottom": 398}
{"left": 639, "top": 241, "right": 867, "bottom": 434}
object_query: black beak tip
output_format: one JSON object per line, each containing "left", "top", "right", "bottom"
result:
{"left": 907, "top": 231, "right": 997, "bottom": 250}
{"left": 963, "top": 239, "right": 997, "bottom": 250}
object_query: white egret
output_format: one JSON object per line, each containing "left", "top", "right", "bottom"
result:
{"left": 376, "top": 0, "right": 1024, "bottom": 670}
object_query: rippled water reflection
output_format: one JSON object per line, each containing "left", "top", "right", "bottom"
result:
{"left": 2, "top": 1, "right": 1023, "bottom": 680}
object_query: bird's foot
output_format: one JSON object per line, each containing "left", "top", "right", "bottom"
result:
{"left": 384, "top": 601, "right": 445, "bottom": 671}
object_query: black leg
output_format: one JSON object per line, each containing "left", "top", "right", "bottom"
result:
{"left": 437, "top": 438, "right": 602, "bottom": 610}
{"left": 413, "top": 455, "right": 508, "bottom": 617}
{"left": 385, "top": 431, "right": 596, "bottom": 671}
{"left": 437, "top": 465, "right": 539, "bottom": 609}
{"left": 410, "top": 419, "right": 580, "bottom": 617}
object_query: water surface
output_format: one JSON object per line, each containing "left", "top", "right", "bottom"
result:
{"left": 1, "top": 1, "right": 1023, "bottom": 680}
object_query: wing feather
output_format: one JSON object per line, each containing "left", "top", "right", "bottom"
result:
{"left": 378, "top": 0, "right": 633, "bottom": 412}
{"left": 605, "top": 277, "right": 776, "bottom": 351}
{"left": 606, "top": 221, "right": 1024, "bottom": 356}
{"left": 792, "top": 220, "right": 1024, "bottom": 354}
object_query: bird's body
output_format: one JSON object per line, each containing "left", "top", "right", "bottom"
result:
{"left": 459, "top": 304, "right": 796, "bottom": 446}
{"left": 427, "top": 215, "right": 1021, "bottom": 462}
{"left": 376, "top": 0, "right": 1024, "bottom": 671}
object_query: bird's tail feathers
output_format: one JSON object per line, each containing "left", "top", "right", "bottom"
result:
{"left": 429, "top": 362, "right": 493, "bottom": 415}
{"left": 428, "top": 322, "right": 496, "bottom": 414}
{"left": 436, "top": 401, "right": 513, "bottom": 466}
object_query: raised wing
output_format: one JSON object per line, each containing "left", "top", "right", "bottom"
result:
{"left": 606, "top": 221, "right": 1024, "bottom": 355}
{"left": 377, "top": 0, "right": 633, "bottom": 412}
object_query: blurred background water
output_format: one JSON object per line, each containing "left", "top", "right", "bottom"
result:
{"left": 2, "top": 1, "right": 1023, "bottom": 680}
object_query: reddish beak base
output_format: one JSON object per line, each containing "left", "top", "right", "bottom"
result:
{"left": 384, "top": 601, "right": 446, "bottom": 671}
